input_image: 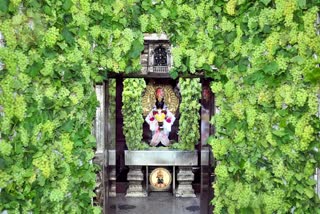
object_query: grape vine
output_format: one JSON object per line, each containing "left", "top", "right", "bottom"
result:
{"left": 122, "top": 78, "right": 148, "bottom": 150}
{"left": 0, "top": 0, "right": 319, "bottom": 213}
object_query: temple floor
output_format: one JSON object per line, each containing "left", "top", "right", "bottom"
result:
{"left": 108, "top": 192, "right": 200, "bottom": 214}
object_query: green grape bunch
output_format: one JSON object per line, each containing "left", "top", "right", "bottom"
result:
{"left": 215, "top": 164, "right": 229, "bottom": 179}
{"left": 226, "top": 0, "right": 237, "bottom": 16}
{"left": 0, "top": 21, "right": 17, "bottom": 48}
{"left": 32, "top": 155, "right": 53, "bottom": 178}
{"left": 0, "top": 140, "right": 13, "bottom": 156}
{"left": 139, "top": 14, "right": 149, "bottom": 32}
{"left": 220, "top": 17, "right": 235, "bottom": 32}
{"left": 43, "top": 27, "right": 59, "bottom": 47}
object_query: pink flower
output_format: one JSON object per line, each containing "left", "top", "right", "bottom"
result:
{"left": 166, "top": 118, "right": 171, "bottom": 123}
{"left": 150, "top": 117, "right": 155, "bottom": 121}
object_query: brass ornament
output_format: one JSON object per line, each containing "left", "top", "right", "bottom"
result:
{"left": 149, "top": 168, "right": 172, "bottom": 191}
{"left": 142, "top": 82, "right": 179, "bottom": 116}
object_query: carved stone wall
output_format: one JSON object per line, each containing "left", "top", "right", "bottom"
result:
{"left": 141, "top": 33, "right": 172, "bottom": 74}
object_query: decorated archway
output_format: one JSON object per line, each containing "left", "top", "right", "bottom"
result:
{"left": 0, "top": 1, "right": 319, "bottom": 214}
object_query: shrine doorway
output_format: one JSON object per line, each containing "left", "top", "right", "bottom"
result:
{"left": 93, "top": 76, "right": 215, "bottom": 214}
{"left": 93, "top": 33, "right": 215, "bottom": 214}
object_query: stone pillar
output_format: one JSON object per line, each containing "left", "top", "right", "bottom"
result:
{"left": 94, "top": 170, "right": 104, "bottom": 207}
{"left": 126, "top": 166, "right": 147, "bottom": 197}
{"left": 148, "top": 44, "right": 154, "bottom": 73}
{"left": 109, "top": 167, "right": 116, "bottom": 197}
{"left": 94, "top": 85, "right": 105, "bottom": 154}
{"left": 176, "top": 166, "right": 196, "bottom": 197}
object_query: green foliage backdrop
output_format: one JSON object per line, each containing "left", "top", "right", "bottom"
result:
{"left": 0, "top": 0, "right": 319, "bottom": 213}
{"left": 122, "top": 78, "right": 148, "bottom": 150}
{"left": 208, "top": 1, "right": 320, "bottom": 213}
{"left": 176, "top": 78, "right": 201, "bottom": 150}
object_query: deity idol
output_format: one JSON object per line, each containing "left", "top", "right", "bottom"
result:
{"left": 145, "top": 87, "right": 175, "bottom": 146}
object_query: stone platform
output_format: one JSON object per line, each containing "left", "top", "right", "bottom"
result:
{"left": 109, "top": 192, "right": 200, "bottom": 214}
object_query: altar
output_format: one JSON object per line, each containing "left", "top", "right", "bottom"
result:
{"left": 125, "top": 149, "right": 198, "bottom": 197}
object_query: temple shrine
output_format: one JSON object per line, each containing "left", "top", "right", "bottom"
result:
{"left": 93, "top": 34, "right": 215, "bottom": 213}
